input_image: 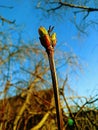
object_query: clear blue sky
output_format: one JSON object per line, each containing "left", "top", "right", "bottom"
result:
{"left": 0, "top": 0, "right": 98, "bottom": 97}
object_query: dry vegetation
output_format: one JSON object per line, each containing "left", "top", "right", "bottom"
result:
{"left": 0, "top": 89, "right": 56, "bottom": 130}
{"left": 0, "top": 87, "right": 98, "bottom": 130}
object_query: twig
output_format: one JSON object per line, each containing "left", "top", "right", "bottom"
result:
{"left": 38, "top": 26, "right": 64, "bottom": 130}
{"left": 47, "top": 47, "right": 63, "bottom": 130}
{"left": 0, "top": 16, "right": 15, "bottom": 24}
{"left": 59, "top": 1, "right": 98, "bottom": 11}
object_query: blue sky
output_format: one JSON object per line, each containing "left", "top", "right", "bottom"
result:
{"left": 0, "top": 0, "right": 98, "bottom": 97}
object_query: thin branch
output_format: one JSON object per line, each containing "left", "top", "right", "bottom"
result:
{"left": 75, "top": 95, "right": 98, "bottom": 118}
{"left": 0, "top": 5, "right": 13, "bottom": 9}
{"left": 47, "top": 1, "right": 98, "bottom": 12}
{"left": 59, "top": 1, "right": 98, "bottom": 12}
{"left": 0, "top": 16, "right": 15, "bottom": 24}
{"left": 47, "top": 4, "right": 62, "bottom": 12}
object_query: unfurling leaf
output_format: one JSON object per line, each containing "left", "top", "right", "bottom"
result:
{"left": 38, "top": 26, "right": 48, "bottom": 36}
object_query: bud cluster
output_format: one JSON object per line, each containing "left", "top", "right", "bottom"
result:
{"left": 38, "top": 26, "right": 57, "bottom": 49}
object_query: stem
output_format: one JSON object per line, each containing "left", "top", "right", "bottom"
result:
{"left": 47, "top": 47, "right": 63, "bottom": 130}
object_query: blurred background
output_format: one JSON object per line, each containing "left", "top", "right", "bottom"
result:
{"left": 0, "top": 1, "right": 98, "bottom": 130}
{"left": 0, "top": 0, "right": 98, "bottom": 98}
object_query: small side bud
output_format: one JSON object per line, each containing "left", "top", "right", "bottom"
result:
{"left": 51, "top": 33, "right": 57, "bottom": 47}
